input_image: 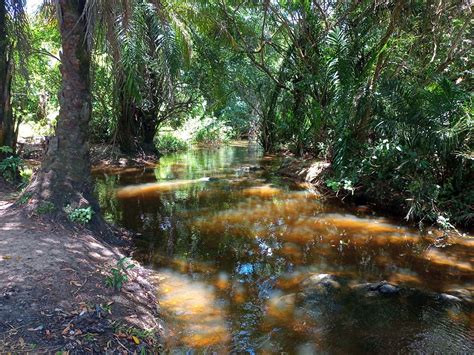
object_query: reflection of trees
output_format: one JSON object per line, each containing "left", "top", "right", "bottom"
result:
{"left": 94, "top": 174, "right": 122, "bottom": 224}
{"left": 153, "top": 144, "right": 265, "bottom": 181}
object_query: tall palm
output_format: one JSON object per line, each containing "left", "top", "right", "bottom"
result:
{"left": 25, "top": 0, "right": 132, "bottom": 234}
{"left": 112, "top": 0, "right": 192, "bottom": 152}
{"left": 26, "top": 0, "right": 190, "bottom": 234}
{"left": 26, "top": 0, "right": 97, "bottom": 224}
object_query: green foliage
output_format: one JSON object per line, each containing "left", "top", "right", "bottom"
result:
{"left": 326, "top": 179, "right": 341, "bottom": 193}
{"left": 36, "top": 201, "right": 55, "bottom": 214}
{"left": 154, "top": 133, "right": 188, "bottom": 153}
{"left": 325, "top": 178, "right": 355, "bottom": 196}
{"left": 67, "top": 206, "right": 94, "bottom": 224}
{"left": 12, "top": 17, "right": 61, "bottom": 133}
{"left": 0, "top": 154, "right": 23, "bottom": 182}
{"left": 193, "top": 121, "right": 233, "bottom": 146}
{"left": 20, "top": 167, "right": 32, "bottom": 185}
{"left": 18, "top": 192, "right": 32, "bottom": 205}
{"left": 105, "top": 257, "right": 135, "bottom": 291}
{"left": 0, "top": 146, "right": 13, "bottom": 154}
{"left": 112, "top": 321, "right": 160, "bottom": 350}
{"left": 13, "top": 1, "right": 474, "bottom": 227}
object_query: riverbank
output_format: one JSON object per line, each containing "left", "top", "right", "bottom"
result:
{"left": 277, "top": 155, "right": 474, "bottom": 232}
{"left": 0, "top": 178, "right": 164, "bottom": 353}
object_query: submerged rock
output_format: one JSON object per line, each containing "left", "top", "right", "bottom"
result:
{"left": 442, "top": 288, "right": 473, "bottom": 303}
{"left": 235, "top": 165, "right": 263, "bottom": 173}
{"left": 351, "top": 281, "right": 400, "bottom": 296}
{"left": 438, "top": 293, "right": 462, "bottom": 303}
{"left": 301, "top": 273, "right": 341, "bottom": 296}
{"left": 378, "top": 283, "right": 400, "bottom": 295}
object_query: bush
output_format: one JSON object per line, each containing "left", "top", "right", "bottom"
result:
{"left": 105, "top": 257, "right": 135, "bottom": 291}
{"left": 67, "top": 205, "right": 94, "bottom": 224}
{"left": 154, "top": 133, "right": 188, "bottom": 153}
{"left": 193, "top": 121, "right": 234, "bottom": 146}
{"left": 36, "top": 201, "right": 55, "bottom": 214}
{"left": 0, "top": 146, "right": 23, "bottom": 182}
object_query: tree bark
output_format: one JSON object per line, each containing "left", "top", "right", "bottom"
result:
{"left": 0, "top": 0, "right": 14, "bottom": 150}
{"left": 261, "top": 86, "right": 279, "bottom": 153}
{"left": 27, "top": 0, "right": 105, "bottom": 230}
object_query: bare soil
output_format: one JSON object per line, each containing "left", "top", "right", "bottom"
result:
{"left": 0, "top": 178, "right": 164, "bottom": 353}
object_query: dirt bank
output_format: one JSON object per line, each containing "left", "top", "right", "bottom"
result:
{"left": 0, "top": 179, "right": 164, "bottom": 353}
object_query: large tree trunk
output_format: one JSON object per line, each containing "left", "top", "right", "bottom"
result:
{"left": 27, "top": 0, "right": 108, "bottom": 233}
{"left": 0, "top": 0, "right": 14, "bottom": 151}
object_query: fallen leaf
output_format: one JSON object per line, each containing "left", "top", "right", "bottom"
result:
{"left": 70, "top": 280, "right": 82, "bottom": 287}
{"left": 131, "top": 335, "right": 140, "bottom": 345}
{"left": 62, "top": 325, "right": 71, "bottom": 335}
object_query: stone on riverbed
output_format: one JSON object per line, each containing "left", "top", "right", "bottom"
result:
{"left": 301, "top": 273, "right": 341, "bottom": 296}
{"left": 378, "top": 283, "right": 400, "bottom": 295}
{"left": 351, "top": 281, "right": 400, "bottom": 296}
{"left": 438, "top": 293, "right": 462, "bottom": 303}
{"left": 441, "top": 288, "right": 473, "bottom": 303}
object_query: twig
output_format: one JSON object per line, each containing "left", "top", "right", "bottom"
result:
{"left": 115, "top": 337, "right": 130, "bottom": 351}
{"left": 73, "top": 276, "right": 89, "bottom": 296}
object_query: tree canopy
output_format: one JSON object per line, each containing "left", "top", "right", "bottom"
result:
{"left": 0, "top": 0, "right": 472, "bottom": 227}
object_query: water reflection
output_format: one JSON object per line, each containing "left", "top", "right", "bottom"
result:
{"left": 150, "top": 269, "right": 230, "bottom": 350}
{"left": 94, "top": 142, "right": 473, "bottom": 352}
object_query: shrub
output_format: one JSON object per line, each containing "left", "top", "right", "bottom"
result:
{"left": 0, "top": 146, "right": 13, "bottom": 154}
{"left": 193, "top": 121, "right": 233, "bottom": 146}
{"left": 36, "top": 201, "right": 55, "bottom": 214}
{"left": 0, "top": 146, "right": 23, "bottom": 182}
{"left": 18, "top": 192, "right": 32, "bottom": 205}
{"left": 154, "top": 133, "right": 188, "bottom": 153}
{"left": 105, "top": 257, "right": 135, "bottom": 291}
{"left": 20, "top": 167, "right": 33, "bottom": 185}
{"left": 67, "top": 206, "right": 94, "bottom": 224}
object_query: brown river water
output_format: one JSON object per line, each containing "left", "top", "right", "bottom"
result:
{"left": 93, "top": 141, "right": 473, "bottom": 353}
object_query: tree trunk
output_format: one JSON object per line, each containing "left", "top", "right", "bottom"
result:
{"left": 117, "top": 91, "right": 137, "bottom": 153}
{"left": 0, "top": 0, "right": 14, "bottom": 151}
{"left": 27, "top": 0, "right": 106, "bottom": 231}
{"left": 260, "top": 85, "right": 280, "bottom": 153}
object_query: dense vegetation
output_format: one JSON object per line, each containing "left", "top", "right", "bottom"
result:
{"left": 0, "top": 0, "right": 472, "bottom": 229}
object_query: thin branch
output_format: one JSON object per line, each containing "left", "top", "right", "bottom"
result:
{"left": 31, "top": 48, "right": 61, "bottom": 62}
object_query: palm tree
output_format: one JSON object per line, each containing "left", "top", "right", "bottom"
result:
{"left": 112, "top": 0, "right": 192, "bottom": 152}
{"left": 25, "top": 0, "right": 191, "bottom": 234}
{"left": 25, "top": 0, "right": 102, "bottom": 229}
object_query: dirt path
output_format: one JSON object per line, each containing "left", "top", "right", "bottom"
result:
{"left": 0, "top": 181, "right": 164, "bottom": 353}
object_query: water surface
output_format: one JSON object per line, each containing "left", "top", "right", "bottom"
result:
{"left": 94, "top": 142, "right": 473, "bottom": 353}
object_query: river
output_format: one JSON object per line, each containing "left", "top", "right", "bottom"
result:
{"left": 93, "top": 141, "right": 473, "bottom": 353}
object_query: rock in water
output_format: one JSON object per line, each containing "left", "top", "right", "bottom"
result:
{"left": 438, "top": 293, "right": 462, "bottom": 303}
{"left": 378, "top": 283, "right": 400, "bottom": 295}
{"left": 302, "top": 273, "right": 341, "bottom": 296}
